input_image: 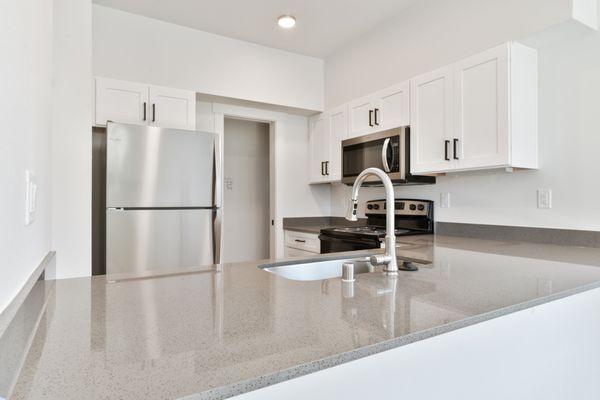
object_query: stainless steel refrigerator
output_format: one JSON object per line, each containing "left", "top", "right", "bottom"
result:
{"left": 106, "top": 122, "right": 221, "bottom": 280}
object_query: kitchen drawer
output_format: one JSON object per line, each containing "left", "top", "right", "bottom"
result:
{"left": 284, "top": 230, "right": 320, "bottom": 253}
{"left": 284, "top": 247, "right": 319, "bottom": 258}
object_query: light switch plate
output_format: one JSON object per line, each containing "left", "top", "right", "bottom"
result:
{"left": 25, "top": 170, "right": 38, "bottom": 226}
{"left": 440, "top": 192, "right": 451, "bottom": 208}
{"left": 537, "top": 188, "right": 552, "bottom": 209}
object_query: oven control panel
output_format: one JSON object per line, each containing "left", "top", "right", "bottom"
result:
{"left": 365, "top": 199, "right": 432, "bottom": 216}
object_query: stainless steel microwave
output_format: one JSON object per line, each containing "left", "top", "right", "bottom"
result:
{"left": 341, "top": 127, "right": 436, "bottom": 186}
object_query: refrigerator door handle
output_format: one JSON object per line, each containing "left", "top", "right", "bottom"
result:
{"left": 213, "top": 130, "right": 222, "bottom": 209}
{"left": 213, "top": 208, "right": 222, "bottom": 265}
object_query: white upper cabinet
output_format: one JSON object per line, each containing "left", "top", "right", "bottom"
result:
{"left": 309, "top": 105, "right": 349, "bottom": 184}
{"left": 410, "top": 66, "right": 454, "bottom": 174}
{"left": 453, "top": 44, "right": 509, "bottom": 170}
{"left": 348, "top": 96, "right": 377, "bottom": 138}
{"left": 148, "top": 85, "right": 196, "bottom": 130}
{"left": 95, "top": 77, "right": 196, "bottom": 131}
{"left": 348, "top": 81, "right": 410, "bottom": 138}
{"left": 95, "top": 78, "right": 148, "bottom": 126}
{"left": 327, "top": 105, "right": 349, "bottom": 182}
{"left": 410, "top": 42, "right": 537, "bottom": 174}
{"left": 309, "top": 115, "right": 329, "bottom": 183}
{"left": 374, "top": 81, "right": 410, "bottom": 130}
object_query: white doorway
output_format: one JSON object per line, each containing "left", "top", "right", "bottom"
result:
{"left": 222, "top": 118, "right": 271, "bottom": 263}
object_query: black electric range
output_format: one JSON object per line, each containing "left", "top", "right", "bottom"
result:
{"left": 319, "top": 199, "right": 433, "bottom": 254}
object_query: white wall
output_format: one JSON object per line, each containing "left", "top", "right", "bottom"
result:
{"left": 274, "top": 115, "right": 332, "bottom": 255}
{"left": 223, "top": 119, "right": 270, "bottom": 263}
{"left": 327, "top": 0, "right": 600, "bottom": 231}
{"left": 235, "top": 287, "right": 600, "bottom": 400}
{"left": 92, "top": 4, "right": 324, "bottom": 112}
{"left": 51, "top": 0, "right": 93, "bottom": 279}
{"left": 325, "top": 0, "right": 576, "bottom": 109}
{"left": 0, "top": 0, "right": 53, "bottom": 312}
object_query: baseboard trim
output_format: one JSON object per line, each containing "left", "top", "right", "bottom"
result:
{"left": 0, "top": 251, "right": 56, "bottom": 400}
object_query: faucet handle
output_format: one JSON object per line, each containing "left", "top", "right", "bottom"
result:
{"left": 342, "top": 263, "right": 355, "bottom": 282}
{"left": 369, "top": 254, "right": 392, "bottom": 266}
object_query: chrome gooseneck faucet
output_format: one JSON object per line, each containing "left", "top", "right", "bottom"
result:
{"left": 345, "top": 168, "right": 398, "bottom": 275}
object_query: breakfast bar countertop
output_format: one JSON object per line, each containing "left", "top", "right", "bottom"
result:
{"left": 10, "top": 235, "right": 600, "bottom": 400}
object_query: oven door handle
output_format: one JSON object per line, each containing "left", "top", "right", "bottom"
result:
{"left": 318, "top": 234, "right": 379, "bottom": 247}
{"left": 381, "top": 138, "right": 391, "bottom": 172}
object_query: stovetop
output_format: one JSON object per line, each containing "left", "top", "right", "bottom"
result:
{"left": 320, "top": 198, "right": 433, "bottom": 241}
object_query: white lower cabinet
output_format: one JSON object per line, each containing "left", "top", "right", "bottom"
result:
{"left": 95, "top": 77, "right": 196, "bottom": 131}
{"left": 309, "top": 104, "right": 349, "bottom": 184}
{"left": 284, "top": 230, "right": 321, "bottom": 257}
{"left": 410, "top": 42, "right": 538, "bottom": 174}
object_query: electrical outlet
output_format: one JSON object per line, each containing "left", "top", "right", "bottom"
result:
{"left": 25, "top": 170, "right": 38, "bottom": 226}
{"left": 225, "top": 177, "right": 233, "bottom": 190}
{"left": 537, "top": 189, "right": 552, "bottom": 209}
{"left": 440, "top": 192, "right": 451, "bottom": 208}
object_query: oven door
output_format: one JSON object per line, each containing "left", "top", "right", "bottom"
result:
{"left": 342, "top": 128, "right": 406, "bottom": 185}
{"left": 319, "top": 234, "right": 380, "bottom": 254}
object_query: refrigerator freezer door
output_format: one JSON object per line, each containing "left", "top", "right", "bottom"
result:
{"left": 107, "top": 122, "right": 216, "bottom": 208}
{"left": 106, "top": 209, "right": 216, "bottom": 280}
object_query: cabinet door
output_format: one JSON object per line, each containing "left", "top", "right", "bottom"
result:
{"left": 324, "top": 105, "right": 348, "bottom": 182}
{"left": 410, "top": 66, "right": 454, "bottom": 174}
{"left": 148, "top": 85, "right": 196, "bottom": 130}
{"left": 309, "top": 115, "right": 329, "bottom": 183}
{"left": 453, "top": 44, "right": 509, "bottom": 170}
{"left": 375, "top": 81, "right": 410, "bottom": 130}
{"left": 348, "top": 96, "right": 376, "bottom": 138}
{"left": 95, "top": 78, "right": 148, "bottom": 126}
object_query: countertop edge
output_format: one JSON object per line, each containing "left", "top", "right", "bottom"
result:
{"left": 181, "top": 280, "right": 600, "bottom": 400}
{"left": 282, "top": 226, "right": 323, "bottom": 234}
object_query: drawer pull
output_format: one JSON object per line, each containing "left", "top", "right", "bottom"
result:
{"left": 444, "top": 140, "right": 450, "bottom": 161}
{"left": 453, "top": 138, "right": 459, "bottom": 160}
{"left": 294, "top": 239, "right": 307, "bottom": 243}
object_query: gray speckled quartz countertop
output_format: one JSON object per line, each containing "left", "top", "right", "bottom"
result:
{"left": 11, "top": 235, "right": 600, "bottom": 400}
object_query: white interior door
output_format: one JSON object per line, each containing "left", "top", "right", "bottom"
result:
{"left": 454, "top": 44, "right": 509, "bottom": 170}
{"left": 325, "top": 105, "right": 348, "bottom": 182}
{"left": 148, "top": 85, "right": 196, "bottom": 130}
{"left": 223, "top": 119, "right": 270, "bottom": 263}
{"left": 410, "top": 66, "right": 454, "bottom": 174}
{"left": 95, "top": 77, "right": 148, "bottom": 126}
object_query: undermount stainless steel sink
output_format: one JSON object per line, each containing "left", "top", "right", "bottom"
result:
{"left": 259, "top": 256, "right": 377, "bottom": 281}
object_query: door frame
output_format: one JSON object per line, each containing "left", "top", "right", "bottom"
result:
{"left": 213, "top": 103, "right": 286, "bottom": 261}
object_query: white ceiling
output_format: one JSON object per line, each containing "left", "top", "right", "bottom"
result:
{"left": 92, "top": 0, "right": 419, "bottom": 58}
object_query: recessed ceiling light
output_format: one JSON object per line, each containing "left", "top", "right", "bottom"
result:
{"left": 277, "top": 15, "right": 296, "bottom": 29}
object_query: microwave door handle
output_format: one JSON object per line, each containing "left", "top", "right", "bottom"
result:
{"left": 381, "top": 138, "right": 391, "bottom": 172}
